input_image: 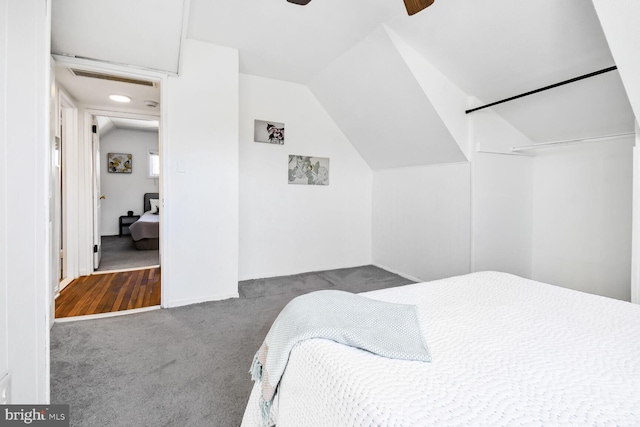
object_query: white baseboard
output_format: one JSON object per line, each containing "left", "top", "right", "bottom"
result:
{"left": 92, "top": 265, "right": 160, "bottom": 275}
{"left": 164, "top": 292, "right": 240, "bottom": 308}
{"left": 55, "top": 305, "right": 161, "bottom": 323}
{"left": 373, "top": 263, "right": 424, "bottom": 283}
{"left": 57, "top": 277, "right": 74, "bottom": 294}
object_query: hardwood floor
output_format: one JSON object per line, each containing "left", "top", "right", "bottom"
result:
{"left": 55, "top": 268, "right": 161, "bottom": 319}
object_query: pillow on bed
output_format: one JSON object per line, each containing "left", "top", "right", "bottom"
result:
{"left": 149, "top": 198, "right": 160, "bottom": 214}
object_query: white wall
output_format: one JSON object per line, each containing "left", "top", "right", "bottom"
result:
{"left": 633, "top": 125, "right": 640, "bottom": 304}
{"left": 239, "top": 74, "right": 372, "bottom": 280}
{"left": 363, "top": 34, "right": 535, "bottom": 283}
{"left": 99, "top": 128, "right": 159, "bottom": 235}
{"left": 373, "top": 163, "right": 471, "bottom": 282}
{"left": 472, "top": 153, "right": 533, "bottom": 277}
{"left": 0, "top": 0, "right": 8, "bottom": 399}
{"left": 162, "top": 39, "right": 239, "bottom": 306}
{"left": 591, "top": 0, "right": 640, "bottom": 304}
{"left": 470, "top": 109, "right": 535, "bottom": 277}
{"left": 531, "top": 139, "right": 634, "bottom": 301}
{"left": 1, "top": 0, "right": 51, "bottom": 403}
{"left": 383, "top": 28, "right": 535, "bottom": 280}
{"left": 471, "top": 106, "right": 534, "bottom": 153}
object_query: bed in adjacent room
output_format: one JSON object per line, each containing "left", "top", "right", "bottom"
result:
{"left": 129, "top": 192, "right": 159, "bottom": 250}
{"left": 241, "top": 271, "right": 640, "bottom": 426}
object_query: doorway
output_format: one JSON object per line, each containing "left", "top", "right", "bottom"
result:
{"left": 93, "top": 115, "right": 161, "bottom": 273}
{"left": 52, "top": 59, "right": 165, "bottom": 319}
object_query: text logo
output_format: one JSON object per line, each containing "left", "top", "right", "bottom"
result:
{"left": 0, "top": 406, "right": 69, "bottom": 427}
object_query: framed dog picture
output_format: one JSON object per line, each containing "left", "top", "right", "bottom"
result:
{"left": 254, "top": 119, "right": 285, "bottom": 145}
{"left": 107, "top": 153, "right": 132, "bottom": 173}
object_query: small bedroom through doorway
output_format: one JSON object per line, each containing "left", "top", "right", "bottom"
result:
{"left": 96, "top": 115, "right": 160, "bottom": 272}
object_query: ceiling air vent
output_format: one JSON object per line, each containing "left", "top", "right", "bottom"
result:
{"left": 68, "top": 69, "right": 156, "bottom": 87}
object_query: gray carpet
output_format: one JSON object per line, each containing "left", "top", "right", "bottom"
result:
{"left": 97, "top": 235, "right": 159, "bottom": 272}
{"left": 50, "top": 265, "right": 414, "bottom": 427}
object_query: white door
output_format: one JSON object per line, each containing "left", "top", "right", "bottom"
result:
{"left": 92, "top": 118, "right": 102, "bottom": 269}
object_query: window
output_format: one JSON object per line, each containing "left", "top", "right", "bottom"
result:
{"left": 148, "top": 150, "right": 160, "bottom": 178}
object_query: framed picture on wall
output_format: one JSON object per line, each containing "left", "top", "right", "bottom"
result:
{"left": 254, "top": 119, "right": 285, "bottom": 145}
{"left": 288, "top": 155, "right": 330, "bottom": 186}
{"left": 108, "top": 153, "right": 132, "bottom": 173}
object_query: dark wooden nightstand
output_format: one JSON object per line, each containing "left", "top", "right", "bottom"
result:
{"left": 119, "top": 215, "right": 140, "bottom": 237}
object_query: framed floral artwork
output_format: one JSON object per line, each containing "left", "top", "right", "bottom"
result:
{"left": 107, "top": 153, "right": 132, "bottom": 173}
{"left": 288, "top": 155, "right": 329, "bottom": 186}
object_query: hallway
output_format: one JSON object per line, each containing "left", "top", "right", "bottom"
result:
{"left": 55, "top": 268, "right": 161, "bottom": 318}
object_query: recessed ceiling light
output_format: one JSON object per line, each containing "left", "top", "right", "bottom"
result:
{"left": 109, "top": 94, "right": 131, "bottom": 103}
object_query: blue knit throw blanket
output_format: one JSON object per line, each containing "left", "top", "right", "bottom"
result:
{"left": 249, "top": 290, "right": 432, "bottom": 423}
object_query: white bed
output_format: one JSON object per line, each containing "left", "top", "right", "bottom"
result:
{"left": 128, "top": 193, "right": 160, "bottom": 250}
{"left": 242, "top": 271, "right": 640, "bottom": 426}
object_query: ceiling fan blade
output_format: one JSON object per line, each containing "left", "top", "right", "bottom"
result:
{"left": 287, "top": 0, "right": 312, "bottom": 5}
{"left": 403, "top": 0, "right": 434, "bottom": 16}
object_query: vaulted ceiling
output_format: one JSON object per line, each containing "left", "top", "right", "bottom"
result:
{"left": 308, "top": 26, "right": 466, "bottom": 169}
{"left": 52, "top": 0, "right": 635, "bottom": 169}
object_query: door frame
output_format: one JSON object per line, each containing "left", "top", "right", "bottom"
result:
{"left": 91, "top": 116, "right": 101, "bottom": 270}
{"left": 84, "top": 109, "right": 161, "bottom": 272}
{"left": 633, "top": 122, "right": 640, "bottom": 304}
{"left": 49, "top": 60, "right": 60, "bottom": 323}
{"left": 53, "top": 55, "right": 168, "bottom": 309}
{"left": 58, "top": 89, "right": 79, "bottom": 292}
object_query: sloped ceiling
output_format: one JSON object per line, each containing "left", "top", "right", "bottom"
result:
{"left": 592, "top": 0, "right": 640, "bottom": 122}
{"left": 309, "top": 26, "right": 465, "bottom": 170}
{"left": 385, "top": 0, "right": 615, "bottom": 103}
{"left": 52, "top": 0, "right": 636, "bottom": 166}
{"left": 52, "top": 0, "right": 186, "bottom": 74}
{"left": 491, "top": 70, "right": 634, "bottom": 143}
{"left": 382, "top": 0, "right": 634, "bottom": 143}
{"left": 189, "top": 0, "right": 615, "bottom": 99}
{"left": 188, "top": 0, "right": 634, "bottom": 156}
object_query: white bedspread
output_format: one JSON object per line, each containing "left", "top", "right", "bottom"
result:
{"left": 241, "top": 271, "right": 640, "bottom": 426}
{"left": 129, "top": 211, "right": 159, "bottom": 241}
{"left": 138, "top": 210, "right": 159, "bottom": 224}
